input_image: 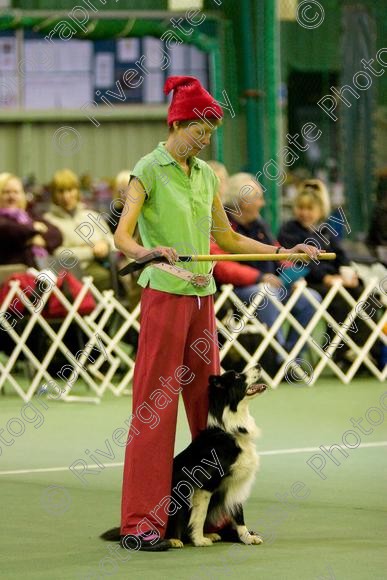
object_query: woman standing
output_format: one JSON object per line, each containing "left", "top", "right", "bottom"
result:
{"left": 114, "top": 76, "right": 320, "bottom": 551}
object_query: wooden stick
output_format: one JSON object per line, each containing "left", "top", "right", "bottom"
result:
{"left": 179, "top": 253, "right": 336, "bottom": 262}
{"left": 119, "top": 252, "right": 336, "bottom": 276}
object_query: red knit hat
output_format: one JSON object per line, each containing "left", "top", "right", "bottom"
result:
{"left": 164, "top": 76, "right": 223, "bottom": 126}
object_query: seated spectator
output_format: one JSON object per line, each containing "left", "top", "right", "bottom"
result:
{"left": 278, "top": 179, "right": 376, "bottom": 367}
{"left": 212, "top": 172, "right": 321, "bottom": 358}
{"left": 108, "top": 169, "right": 142, "bottom": 308}
{"left": 0, "top": 172, "right": 62, "bottom": 269}
{"left": 109, "top": 169, "right": 132, "bottom": 234}
{"left": 207, "top": 161, "right": 230, "bottom": 199}
{"left": 44, "top": 169, "right": 114, "bottom": 292}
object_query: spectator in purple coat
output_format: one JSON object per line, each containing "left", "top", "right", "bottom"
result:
{"left": 0, "top": 172, "right": 62, "bottom": 269}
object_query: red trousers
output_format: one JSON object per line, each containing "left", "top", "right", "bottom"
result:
{"left": 120, "top": 288, "right": 220, "bottom": 537}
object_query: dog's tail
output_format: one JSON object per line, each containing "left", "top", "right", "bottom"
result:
{"left": 100, "top": 527, "right": 121, "bottom": 541}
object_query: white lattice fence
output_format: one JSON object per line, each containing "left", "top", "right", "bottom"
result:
{"left": 0, "top": 273, "right": 386, "bottom": 401}
{"left": 214, "top": 279, "right": 386, "bottom": 387}
{"left": 0, "top": 273, "right": 139, "bottom": 402}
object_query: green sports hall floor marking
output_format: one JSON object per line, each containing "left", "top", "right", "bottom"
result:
{"left": 0, "top": 377, "right": 386, "bottom": 580}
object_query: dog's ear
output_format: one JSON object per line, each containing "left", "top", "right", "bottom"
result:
{"left": 209, "top": 375, "right": 224, "bottom": 388}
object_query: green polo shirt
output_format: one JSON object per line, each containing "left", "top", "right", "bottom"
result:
{"left": 132, "top": 142, "right": 219, "bottom": 296}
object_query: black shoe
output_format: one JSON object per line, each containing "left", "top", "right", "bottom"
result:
{"left": 120, "top": 532, "right": 170, "bottom": 552}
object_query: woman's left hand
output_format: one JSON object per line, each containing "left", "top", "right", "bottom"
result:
{"left": 281, "top": 244, "right": 322, "bottom": 260}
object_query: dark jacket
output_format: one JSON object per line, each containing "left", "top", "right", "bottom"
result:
{"left": 229, "top": 215, "right": 277, "bottom": 276}
{"left": 278, "top": 218, "right": 350, "bottom": 284}
{"left": 0, "top": 210, "right": 62, "bottom": 267}
{"left": 367, "top": 200, "right": 387, "bottom": 247}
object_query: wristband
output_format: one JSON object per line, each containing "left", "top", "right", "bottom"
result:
{"left": 275, "top": 246, "right": 284, "bottom": 254}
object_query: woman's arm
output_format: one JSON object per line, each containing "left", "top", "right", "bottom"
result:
{"left": 114, "top": 178, "right": 178, "bottom": 262}
{"left": 41, "top": 218, "right": 63, "bottom": 253}
{"left": 211, "top": 195, "right": 320, "bottom": 259}
{"left": 0, "top": 216, "right": 35, "bottom": 245}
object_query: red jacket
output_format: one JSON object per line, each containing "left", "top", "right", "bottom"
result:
{"left": 210, "top": 241, "right": 261, "bottom": 287}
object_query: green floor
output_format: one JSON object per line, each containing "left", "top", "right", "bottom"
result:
{"left": 1, "top": 378, "right": 386, "bottom": 580}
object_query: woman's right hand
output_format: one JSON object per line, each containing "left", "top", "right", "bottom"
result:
{"left": 136, "top": 246, "right": 179, "bottom": 265}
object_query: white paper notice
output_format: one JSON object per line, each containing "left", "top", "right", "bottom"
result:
{"left": 117, "top": 38, "right": 140, "bottom": 62}
{"left": 0, "top": 37, "right": 17, "bottom": 72}
{"left": 24, "top": 72, "right": 92, "bottom": 109}
{"left": 0, "top": 72, "right": 19, "bottom": 107}
{"left": 169, "top": 0, "right": 203, "bottom": 10}
{"left": 144, "top": 72, "right": 165, "bottom": 103}
{"left": 169, "top": 43, "right": 190, "bottom": 72}
{"left": 56, "top": 40, "right": 92, "bottom": 72}
{"left": 95, "top": 52, "right": 115, "bottom": 88}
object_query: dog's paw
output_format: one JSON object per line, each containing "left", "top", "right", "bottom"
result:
{"left": 168, "top": 539, "right": 184, "bottom": 549}
{"left": 204, "top": 533, "right": 222, "bottom": 543}
{"left": 240, "top": 532, "right": 263, "bottom": 545}
{"left": 192, "top": 536, "right": 213, "bottom": 547}
{"left": 249, "top": 534, "right": 263, "bottom": 545}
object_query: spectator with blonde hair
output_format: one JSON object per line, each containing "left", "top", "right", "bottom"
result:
{"left": 0, "top": 172, "right": 62, "bottom": 268}
{"left": 211, "top": 172, "right": 321, "bottom": 360}
{"left": 299, "top": 178, "right": 331, "bottom": 218}
{"left": 44, "top": 169, "right": 114, "bottom": 291}
{"left": 278, "top": 179, "right": 374, "bottom": 369}
{"left": 278, "top": 179, "right": 354, "bottom": 289}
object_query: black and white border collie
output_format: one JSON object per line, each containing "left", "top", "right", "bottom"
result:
{"left": 166, "top": 366, "right": 266, "bottom": 548}
{"left": 101, "top": 367, "right": 266, "bottom": 549}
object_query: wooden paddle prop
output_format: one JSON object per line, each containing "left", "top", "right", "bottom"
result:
{"left": 119, "top": 251, "right": 336, "bottom": 276}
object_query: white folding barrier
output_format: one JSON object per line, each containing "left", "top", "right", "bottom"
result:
{"left": 0, "top": 274, "right": 137, "bottom": 402}
{"left": 0, "top": 273, "right": 386, "bottom": 401}
{"left": 215, "top": 279, "right": 386, "bottom": 387}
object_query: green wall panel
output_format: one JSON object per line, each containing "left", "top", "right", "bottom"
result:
{"left": 12, "top": 0, "right": 168, "bottom": 9}
{"left": 13, "top": 0, "right": 225, "bottom": 9}
{"left": 0, "top": 109, "right": 217, "bottom": 183}
{"left": 0, "top": 118, "right": 167, "bottom": 182}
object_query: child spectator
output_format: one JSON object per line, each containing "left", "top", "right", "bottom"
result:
{"left": 0, "top": 172, "right": 62, "bottom": 269}
{"left": 44, "top": 169, "right": 114, "bottom": 291}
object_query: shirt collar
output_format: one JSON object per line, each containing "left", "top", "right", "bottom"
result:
{"left": 155, "top": 142, "right": 200, "bottom": 169}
